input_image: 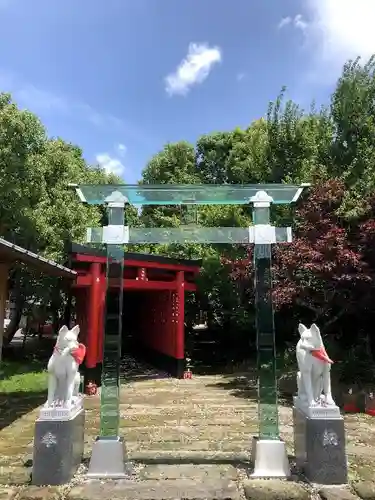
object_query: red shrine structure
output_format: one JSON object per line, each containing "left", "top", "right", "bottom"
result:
{"left": 68, "top": 243, "right": 201, "bottom": 382}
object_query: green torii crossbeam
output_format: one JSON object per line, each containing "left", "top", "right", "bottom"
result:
{"left": 72, "top": 182, "right": 309, "bottom": 479}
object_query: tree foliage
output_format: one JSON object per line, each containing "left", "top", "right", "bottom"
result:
{"left": 0, "top": 93, "right": 120, "bottom": 345}
{"left": 230, "top": 180, "right": 370, "bottom": 329}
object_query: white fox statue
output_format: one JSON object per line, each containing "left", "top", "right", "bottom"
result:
{"left": 46, "top": 325, "right": 86, "bottom": 409}
{"left": 296, "top": 323, "right": 335, "bottom": 408}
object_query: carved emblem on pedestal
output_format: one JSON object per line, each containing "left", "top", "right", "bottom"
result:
{"left": 41, "top": 431, "right": 57, "bottom": 448}
{"left": 323, "top": 429, "right": 339, "bottom": 447}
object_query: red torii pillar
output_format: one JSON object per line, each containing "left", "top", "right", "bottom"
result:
{"left": 175, "top": 270, "right": 185, "bottom": 361}
{"left": 97, "top": 278, "right": 106, "bottom": 365}
{"left": 84, "top": 262, "right": 102, "bottom": 390}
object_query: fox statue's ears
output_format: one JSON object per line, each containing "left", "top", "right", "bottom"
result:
{"left": 310, "top": 323, "right": 320, "bottom": 336}
{"left": 70, "top": 325, "right": 80, "bottom": 338}
{"left": 58, "top": 325, "right": 69, "bottom": 337}
{"left": 57, "top": 324, "right": 80, "bottom": 339}
{"left": 298, "top": 323, "right": 321, "bottom": 338}
{"left": 298, "top": 323, "right": 307, "bottom": 336}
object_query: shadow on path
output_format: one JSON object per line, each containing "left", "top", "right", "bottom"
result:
{"left": 204, "top": 372, "right": 295, "bottom": 407}
{"left": 0, "top": 391, "right": 46, "bottom": 430}
{"left": 120, "top": 354, "right": 171, "bottom": 383}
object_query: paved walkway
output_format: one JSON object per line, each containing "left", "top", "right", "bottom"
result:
{"left": 83, "top": 372, "right": 293, "bottom": 461}
{"left": 1, "top": 359, "right": 375, "bottom": 498}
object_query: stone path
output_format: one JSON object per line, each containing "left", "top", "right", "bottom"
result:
{"left": 85, "top": 374, "right": 267, "bottom": 459}
{"left": 1, "top": 361, "right": 375, "bottom": 498}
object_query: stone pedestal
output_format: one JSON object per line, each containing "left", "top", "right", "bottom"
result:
{"left": 87, "top": 436, "right": 131, "bottom": 479}
{"left": 293, "top": 405, "right": 348, "bottom": 485}
{"left": 32, "top": 404, "right": 85, "bottom": 485}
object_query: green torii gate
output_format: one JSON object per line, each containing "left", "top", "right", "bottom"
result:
{"left": 72, "top": 182, "right": 309, "bottom": 479}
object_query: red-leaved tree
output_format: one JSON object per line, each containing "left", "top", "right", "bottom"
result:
{"left": 228, "top": 179, "right": 370, "bottom": 333}
{"left": 273, "top": 179, "right": 369, "bottom": 330}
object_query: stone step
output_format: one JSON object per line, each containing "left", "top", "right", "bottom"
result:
{"left": 106, "top": 397, "right": 250, "bottom": 406}
{"left": 126, "top": 439, "right": 250, "bottom": 452}
{"left": 121, "top": 382, "right": 233, "bottom": 388}
{"left": 121, "top": 385, "right": 248, "bottom": 392}
{"left": 86, "top": 407, "right": 256, "bottom": 418}
{"left": 119, "top": 404, "right": 255, "bottom": 411}
{"left": 122, "top": 428, "right": 253, "bottom": 442}
{"left": 126, "top": 376, "right": 234, "bottom": 383}
{"left": 123, "top": 422, "right": 253, "bottom": 430}
{"left": 85, "top": 401, "right": 255, "bottom": 411}
{"left": 82, "top": 440, "right": 250, "bottom": 456}
{"left": 88, "top": 418, "right": 257, "bottom": 430}
{"left": 86, "top": 427, "right": 254, "bottom": 441}
{"left": 117, "top": 417, "right": 256, "bottom": 427}
{"left": 119, "top": 384, "right": 230, "bottom": 392}
{"left": 67, "top": 479, "right": 241, "bottom": 500}
{"left": 127, "top": 450, "right": 251, "bottom": 463}
{"left": 139, "top": 464, "right": 239, "bottom": 480}
{"left": 121, "top": 394, "right": 250, "bottom": 402}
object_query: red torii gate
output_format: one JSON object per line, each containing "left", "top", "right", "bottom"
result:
{"left": 68, "top": 243, "right": 201, "bottom": 385}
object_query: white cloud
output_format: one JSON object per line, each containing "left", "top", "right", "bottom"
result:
{"left": 304, "top": 0, "right": 375, "bottom": 64}
{"left": 96, "top": 144, "right": 128, "bottom": 176}
{"left": 278, "top": 14, "right": 307, "bottom": 32}
{"left": 280, "top": 1, "right": 375, "bottom": 82}
{"left": 96, "top": 153, "right": 125, "bottom": 176}
{"left": 294, "top": 14, "right": 308, "bottom": 32}
{"left": 278, "top": 16, "right": 292, "bottom": 29}
{"left": 165, "top": 42, "right": 222, "bottom": 96}
{"left": 117, "top": 143, "right": 127, "bottom": 155}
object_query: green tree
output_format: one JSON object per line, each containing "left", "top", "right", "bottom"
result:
{"left": 0, "top": 95, "right": 121, "bottom": 346}
{"left": 0, "top": 93, "right": 47, "bottom": 246}
{"left": 265, "top": 89, "right": 333, "bottom": 184}
{"left": 330, "top": 56, "right": 375, "bottom": 217}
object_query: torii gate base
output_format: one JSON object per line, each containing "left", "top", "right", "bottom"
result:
{"left": 250, "top": 437, "right": 291, "bottom": 477}
{"left": 86, "top": 436, "right": 130, "bottom": 479}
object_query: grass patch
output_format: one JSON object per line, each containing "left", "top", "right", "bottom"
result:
{"left": 0, "top": 358, "right": 48, "bottom": 428}
{"left": 0, "top": 359, "right": 47, "bottom": 393}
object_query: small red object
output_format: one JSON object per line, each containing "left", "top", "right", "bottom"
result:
{"left": 85, "top": 381, "right": 97, "bottom": 395}
{"left": 42, "top": 324, "right": 53, "bottom": 336}
{"left": 365, "top": 408, "right": 375, "bottom": 416}
{"left": 71, "top": 343, "right": 86, "bottom": 365}
{"left": 343, "top": 403, "right": 359, "bottom": 413}
{"left": 183, "top": 370, "right": 192, "bottom": 379}
{"left": 311, "top": 346, "right": 333, "bottom": 364}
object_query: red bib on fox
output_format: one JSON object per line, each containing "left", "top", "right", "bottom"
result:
{"left": 71, "top": 343, "right": 86, "bottom": 364}
{"left": 311, "top": 346, "right": 333, "bottom": 364}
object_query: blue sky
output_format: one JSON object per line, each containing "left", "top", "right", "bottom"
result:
{"left": 0, "top": 0, "right": 374, "bottom": 183}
